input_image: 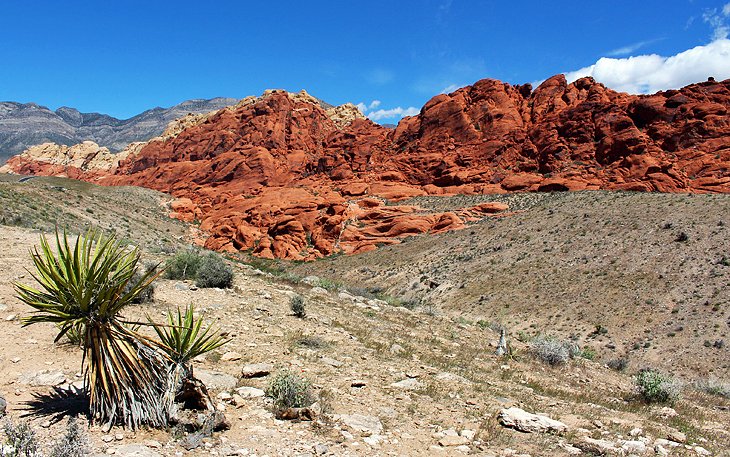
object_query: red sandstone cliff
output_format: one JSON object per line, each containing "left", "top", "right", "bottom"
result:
{"left": 3, "top": 76, "right": 729, "bottom": 258}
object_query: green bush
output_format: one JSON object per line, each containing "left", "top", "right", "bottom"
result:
{"left": 165, "top": 249, "right": 233, "bottom": 288}
{"left": 195, "top": 253, "right": 233, "bottom": 288}
{"left": 290, "top": 295, "right": 306, "bottom": 318}
{"left": 165, "top": 249, "right": 202, "bottom": 280}
{"left": 635, "top": 369, "right": 681, "bottom": 403}
{"left": 265, "top": 370, "right": 314, "bottom": 409}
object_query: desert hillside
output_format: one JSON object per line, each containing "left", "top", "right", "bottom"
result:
{"left": 0, "top": 176, "right": 728, "bottom": 456}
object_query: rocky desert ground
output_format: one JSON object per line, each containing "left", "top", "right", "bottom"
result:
{"left": 0, "top": 175, "right": 729, "bottom": 457}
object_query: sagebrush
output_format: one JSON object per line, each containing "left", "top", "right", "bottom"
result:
{"left": 635, "top": 369, "right": 682, "bottom": 403}
{"left": 265, "top": 370, "right": 314, "bottom": 409}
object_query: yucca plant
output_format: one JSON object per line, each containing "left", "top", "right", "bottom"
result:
{"left": 151, "top": 305, "right": 229, "bottom": 411}
{"left": 16, "top": 229, "right": 168, "bottom": 429}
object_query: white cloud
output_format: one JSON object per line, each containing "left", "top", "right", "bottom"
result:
{"left": 367, "top": 106, "right": 420, "bottom": 121}
{"left": 355, "top": 102, "right": 367, "bottom": 114}
{"left": 703, "top": 3, "right": 730, "bottom": 40}
{"left": 369, "top": 100, "right": 381, "bottom": 109}
{"left": 607, "top": 38, "right": 662, "bottom": 57}
{"left": 441, "top": 83, "right": 464, "bottom": 94}
{"left": 564, "top": 38, "right": 730, "bottom": 94}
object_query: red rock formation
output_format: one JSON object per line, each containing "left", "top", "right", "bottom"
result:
{"left": 4, "top": 76, "right": 729, "bottom": 259}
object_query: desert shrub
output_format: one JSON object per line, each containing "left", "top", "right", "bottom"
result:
{"left": 635, "top": 369, "right": 682, "bottom": 403}
{"left": 607, "top": 357, "right": 629, "bottom": 372}
{"left": 165, "top": 248, "right": 202, "bottom": 280}
{"left": 265, "top": 370, "right": 314, "bottom": 409}
{"left": 291, "top": 332, "right": 328, "bottom": 349}
{"left": 579, "top": 347, "right": 596, "bottom": 360}
{"left": 195, "top": 253, "right": 233, "bottom": 288}
{"left": 48, "top": 417, "right": 89, "bottom": 457}
{"left": 695, "top": 378, "right": 730, "bottom": 398}
{"left": 2, "top": 420, "right": 40, "bottom": 457}
{"left": 290, "top": 295, "right": 306, "bottom": 318}
{"left": 151, "top": 304, "right": 229, "bottom": 365}
{"left": 530, "top": 336, "right": 581, "bottom": 366}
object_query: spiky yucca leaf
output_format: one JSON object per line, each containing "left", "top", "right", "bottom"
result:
{"left": 152, "top": 304, "right": 229, "bottom": 365}
{"left": 15, "top": 229, "right": 167, "bottom": 429}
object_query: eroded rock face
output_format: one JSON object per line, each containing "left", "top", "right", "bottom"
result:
{"left": 4, "top": 76, "right": 730, "bottom": 259}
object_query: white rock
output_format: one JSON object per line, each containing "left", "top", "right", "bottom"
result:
{"left": 241, "top": 363, "right": 274, "bottom": 378}
{"left": 235, "top": 387, "right": 265, "bottom": 398}
{"left": 363, "top": 435, "right": 384, "bottom": 446}
{"left": 19, "top": 370, "right": 67, "bottom": 387}
{"left": 629, "top": 427, "right": 643, "bottom": 437}
{"left": 310, "top": 287, "right": 328, "bottom": 296}
{"left": 655, "top": 444, "right": 669, "bottom": 456}
{"left": 621, "top": 440, "right": 647, "bottom": 454}
{"left": 460, "top": 429, "right": 476, "bottom": 440}
{"left": 498, "top": 407, "right": 568, "bottom": 434}
{"left": 438, "top": 435, "right": 469, "bottom": 447}
{"left": 221, "top": 351, "right": 242, "bottom": 362}
{"left": 195, "top": 369, "right": 238, "bottom": 390}
{"left": 113, "top": 444, "right": 162, "bottom": 457}
{"left": 336, "top": 414, "right": 383, "bottom": 436}
{"left": 694, "top": 446, "right": 711, "bottom": 456}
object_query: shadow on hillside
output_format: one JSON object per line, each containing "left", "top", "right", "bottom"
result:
{"left": 21, "top": 385, "right": 88, "bottom": 424}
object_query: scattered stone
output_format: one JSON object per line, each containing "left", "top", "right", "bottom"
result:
{"left": 217, "top": 391, "right": 232, "bottom": 402}
{"left": 114, "top": 433, "right": 124, "bottom": 441}
{"left": 142, "top": 440, "right": 162, "bottom": 449}
{"left": 460, "top": 429, "right": 476, "bottom": 440}
{"left": 336, "top": 414, "right": 383, "bottom": 436}
{"left": 102, "top": 435, "right": 114, "bottom": 443}
{"left": 220, "top": 351, "right": 242, "bottom": 362}
{"left": 363, "top": 435, "right": 384, "bottom": 446}
{"left": 350, "top": 380, "right": 367, "bottom": 388}
{"left": 667, "top": 431, "right": 687, "bottom": 444}
{"left": 313, "top": 444, "right": 329, "bottom": 455}
{"left": 0, "top": 396, "right": 6, "bottom": 417}
{"left": 629, "top": 427, "right": 643, "bottom": 437}
{"left": 275, "top": 407, "right": 315, "bottom": 421}
{"left": 301, "top": 275, "right": 321, "bottom": 286}
{"left": 240, "top": 363, "right": 274, "bottom": 378}
{"left": 439, "top": 435, "right": 469, "bottom": 447}
{"left": 592, "top": 420, "right": 603, "bottom": 429}
{"left": 694, "top": 446, "right": 711, "bottom": 456}
{"left": 320, "top": 357, "right": 343, "bottom": 367}
{"left": 574, "top": 436, "right": 621, "bottom": 455}
{"left": 434, "top": 372, "right": 469, "bottom": 383}
{"left": 498, "top": 407, "right": 568, "bottom": 434}
{"left": 195, "top": 369, "right": 238, "bottom": 390}
{"left": 5, "top": 314, "right": 17, "bottom": 321}
{"left": 174, "top": 283, "right": 189, "bottom": 291}
{"left": 389, "top": 343, "right": 405, "bottom": 355}
{"left": 235, "top": 386, "right": 265, "bottom": 398}
{"left": 19, "top": 370, "right": 67, "bottom": 387}
{"left": 658, "top": 406, "right": 678, "bottom": 418}
{"left": 310, "top": 287, "right": 328, "bottom": 296}
{"left": 655, "top": 444, "right": 669, "bottom": 456}
{"left": 113, "top": 444, "right": 162, "bottom": 457}
{"left": 10, "top": 358, "right": 20, "bottom": 363}
{"left": 620, "top": 440, "right": 647, "bottom": 454}
{"left": 389, "top": 378, "right": 423, "bottom": 390}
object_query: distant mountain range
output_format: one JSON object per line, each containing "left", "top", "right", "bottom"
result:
{"left": 0, "top": 97, "right": 238, "bottom": 164}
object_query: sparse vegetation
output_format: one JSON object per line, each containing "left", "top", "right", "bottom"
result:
{"left": 165, "top": 248, "right": 203, "bottom": 280}
{"left": 48, "top": 417, "right": 89, "bottom": 457}
{"left": 635, "top": 368, "right": 682, "bottom": 403}
{"left": 165, "top": 249, "right": 233, "bottom": 288}
{"left": 265, "top": 370, "right": 314, "bottom": 409}
{"left": 695, "top": 378, "right": 730, "bottom": 398}
{"left": 530, "top": 335, "right": 581, "bottom": 366}
{"left": 1, "top": 420, "right": 40, "bottom": 457}
{"left": 290, "top": 294, "right": 306, "bottom": 318}
{"left": 607, "top": 357, "right": 629, "bottom": 371}
{"left": 195, "top": 252, "right": 233, "bottom": 288}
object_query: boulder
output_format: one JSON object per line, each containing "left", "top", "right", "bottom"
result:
{"left": 241, "top": 363, "right": 274, "bottom": 378}
{"left": 336, "top": 414, "right": 383, "bottom": 436}
{"left": 498, "top": 407, "right": 567, "bottom": 434}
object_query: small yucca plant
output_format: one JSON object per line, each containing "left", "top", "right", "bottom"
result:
{"left": 152, "top": 304, "right": 229, "bottom": 366}
{"left": 16, "top": 229, "right": 168, "bottom": 429}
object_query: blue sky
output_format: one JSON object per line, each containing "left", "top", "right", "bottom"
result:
{"left": 2, "top": 1, "right": 729, "bottom": 122}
